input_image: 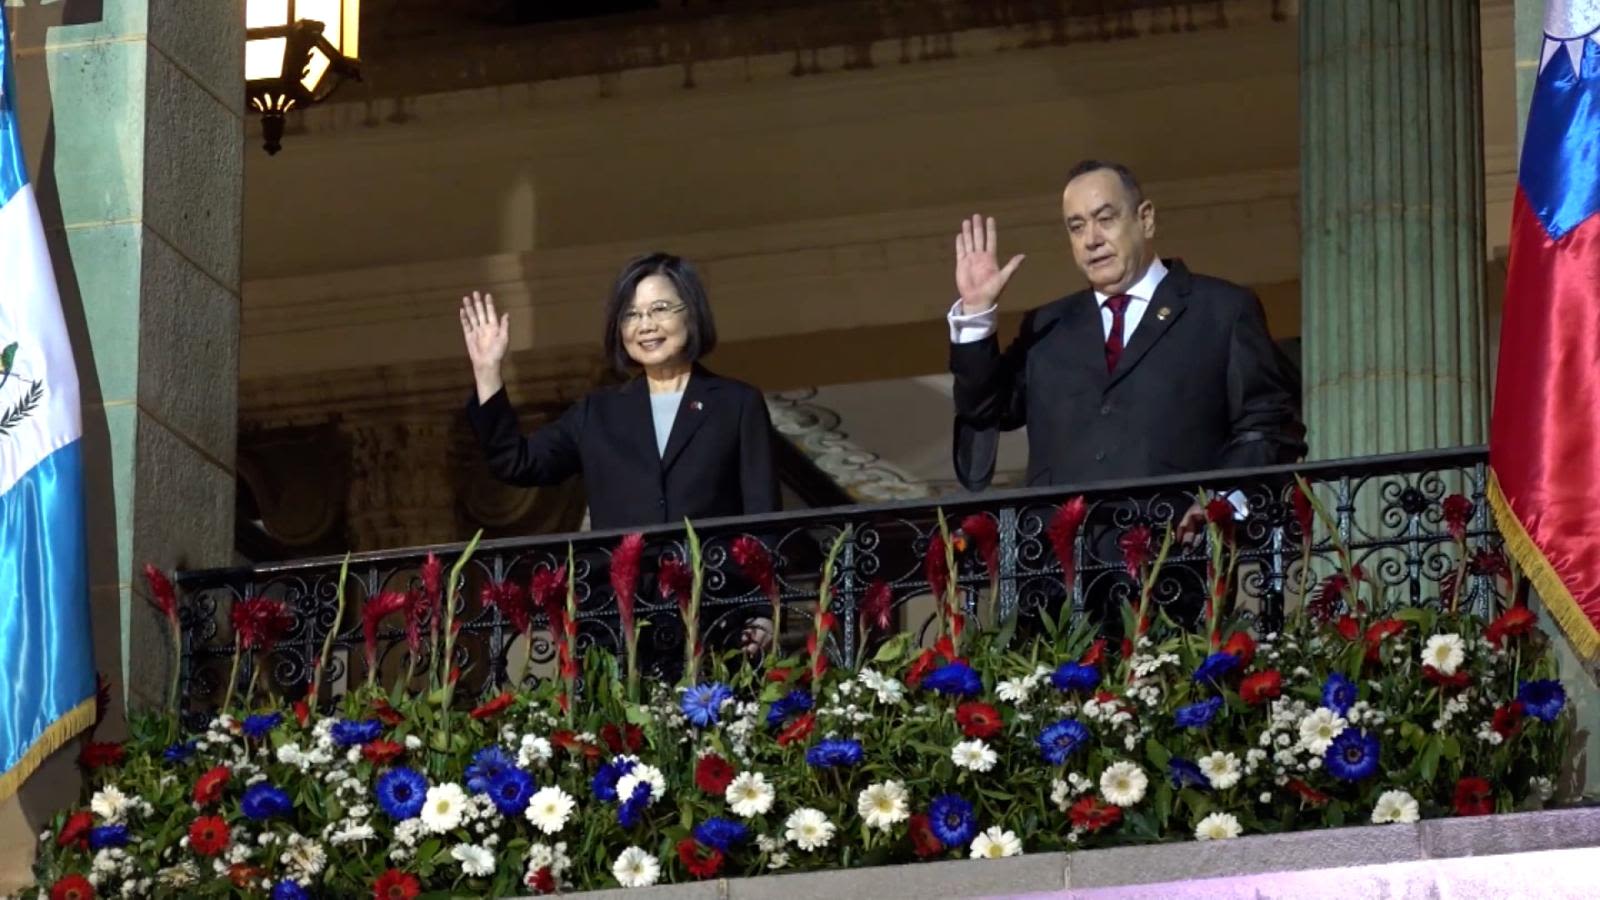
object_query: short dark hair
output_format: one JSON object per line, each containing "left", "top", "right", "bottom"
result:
{"left": 1065, "top": 159, "right": 1145, "bottom": 205}
{"left": 602, "top": 252, "right": 718, "bottom": 373}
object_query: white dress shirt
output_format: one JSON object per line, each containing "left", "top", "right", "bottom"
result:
{"left": 948, "top": 258, "right": 1170, "bottom": 344}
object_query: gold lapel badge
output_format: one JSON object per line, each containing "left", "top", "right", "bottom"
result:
{"left": 1156, "top": 306, "right": 1172, "bottom": 321}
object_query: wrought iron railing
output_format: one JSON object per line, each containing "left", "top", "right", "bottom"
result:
{"left": 176, "top": 446, "right": 1505, "bottom": 714}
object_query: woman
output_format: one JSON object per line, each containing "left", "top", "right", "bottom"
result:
{"left": 460, "top": 252, "right": 780, "bottom": 528}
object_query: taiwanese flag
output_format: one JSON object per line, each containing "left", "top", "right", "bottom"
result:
{"left": 1489, "top": 5, "right": 1600, "bottom": 658}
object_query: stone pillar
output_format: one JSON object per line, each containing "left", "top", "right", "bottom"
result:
{"left": 1300, "top": 0, "right": 1490, "bottom": 458}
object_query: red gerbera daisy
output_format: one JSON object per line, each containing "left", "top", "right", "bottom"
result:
{"left": 1220, "top": 631, "right": 1256, "bottom": 666}
{"left": 194, "top": 765, "right": 231, "bottom": 807}
{"left": 56, "top": 811, "right": 93, "bottom": 850}
{"left": 188, "top": 816, "right": 231, "bottom": 856}
{"left": 374, "top": 869, "right": 422, "bottom": 900}
{"left": 362, "top": 740, "right": 405, "bottom": 766}
{"left": 677, "top": 837, "right": 725, "bottom": 879}
{"left": 1453, "top": 776, "right": 1494, "bottom": 816}
{"left": 1492, "top": 702, "right": 1526, "bottom": 738}
{"left": 1067, "top": 795, "right": 1123, "bottom": 832}
{"left": 955, "top": 702, "right": 1004, "bottom": 740}
{"left": 1422, "top": 665, "right": 1472, "bottom": 691}
{"left": 695, "top": 753, "right": 736, "bottom": 794}
{"left": 526, "top": 866, "right": 557, "bottom": 894}
{"left": 1486, "top": 606, "right": 1538, "bottom": 648}
{"left": 49, "top": 874, "right": 95, "bottom": 900}
{"left": 78, "top": 741, "right": 125, "bottom": 769}
{"left": 908, "top": 813, "right": 944, "bottom": 858}
{"left": 1240, "top": 670, "right": 1283, "bottom": 705}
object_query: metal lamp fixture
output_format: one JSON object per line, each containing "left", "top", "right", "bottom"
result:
{"left": 246, "top": 0, "right": 361, "bottom": 154}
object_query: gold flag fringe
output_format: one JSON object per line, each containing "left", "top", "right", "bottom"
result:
{"left": 0, "top": 697, "right": 96, "bottom": 805}
{"left": 1488, "top": 468, "right": 1600, "bottom": 660}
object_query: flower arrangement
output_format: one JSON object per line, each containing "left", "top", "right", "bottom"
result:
{"left": 28, "top": 501, "right": 1572, "bottom": 898}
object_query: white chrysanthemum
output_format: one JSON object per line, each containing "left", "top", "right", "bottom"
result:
{"left": 726, "top": 772, "right": 775, "bottom": 818}
{"left": 452, "top": 842, "right": 496, "bottom": 877}
{"left": 755, "top": 834, "right": 785, "bottom": 854}
{"left": 857, "top": 781, "right": 910, "bottom": 830}
{"left": 518, "top": 735, "right": 554, "bottom": 768}
{"left": 996, "top": 677, "right": 1033, "bottom": 704}
{"left": 329, "top": 823, "right": 376, "bottom": 846}
{"left": 617, "top": 763, "right": 667, "bottom": 804}
{"left": 156, "top": 861, "right": 199, "bottom": 888}
{"left": 767, "top": 851, "right": 790, "bottom": 870}
{"left": 1049, "top": 779, "right": 1073, "bottom": 811}
{"left": 858, "top": 669, "right": 904, "bottom": 704}
{"left": 1198, "top": 751, "right": 1243, "bottom": 791}
{"left": 951, "top": 739, "right": 998, "bottom": 772}
{"left": 90, "top": 786, "right": 133, "bottom": 824}
{"left": 1195, "top": 811, "right": 1242, "bottom": 840}
{"left": 784, "top": 808, "right": 835, "bottom": 852}
{"left": 969, "top": 826, "right": 1023, "bottom": 859}
{"left": 1370, "top": 789, "right": 1420, "bottom": 824}
{"left": 420, "top": 783, "right": 468, "bottom": 834}
{"left": 280, "top": 834, "right": 327, "bottom": 881}
{"left": 1298, "top": 708, "right": 1348, "bottom": 755}
{"left": 1422, "top": 633, "right": 1466, "bottom": 675}
{"left": 524, "top": 786, "right": 575, "bottom": 835}
{"left": 611, "top": 846, "right": 660, "bottom": 888}
{"left": 1099, "top": 762, "right": 1148, "bottom": 807}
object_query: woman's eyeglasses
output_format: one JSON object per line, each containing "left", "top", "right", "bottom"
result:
{"left": 620, "top": 302, "right": 686, "bottom": 328}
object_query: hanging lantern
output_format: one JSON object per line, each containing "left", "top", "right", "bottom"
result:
{"left": 245, "top": 0, "right": 361, "bottom": 154}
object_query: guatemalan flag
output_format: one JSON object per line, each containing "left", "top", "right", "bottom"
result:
{"left": 1490, "top": 1, "right": 1600, "bottom": 659}
{"left": 0, "top": 5, "right": 98, "bottom": 799}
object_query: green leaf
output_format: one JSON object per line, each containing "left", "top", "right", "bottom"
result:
{"left": 1144, "top": 736, "right": 1172, "bottom": 769}
{"left": 623, "top": 704, "right": 652, "bottom": 726}
{"left": 1419, "top": 735, "right": 1443, "bottom": 781}
{"left": 1440, "top": 734, "right": 1462, "bottom": 762}
{"left": 1154, "top": 781, "right": 1173, "bottom": 828}
{"left": 872, "top": 633, "right": 913, "bottom": 666}
{"left": 1327, "top": 799, "right": 1346, "bottom": 827}
{"left": 0, "top": 343, "right": 15, "bottom": 374}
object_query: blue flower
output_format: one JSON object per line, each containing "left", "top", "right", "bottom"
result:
{"left": 1517, "top": 679, "right": 1566, "bottom": 722}
{"left": 617, "top": 782, "right": 652, "bottom": 828}
{"left": 375, "top": 767, "right": 429, "bottom": 820}
{"left": 1321, "top": 673, "right": 1357, "bottom": 716}
{"left": 805, "top": 738, "right": 864, "bottom": 768}
{"left": 680, "top": 683, "right": 735, "bottom": 728}
{"left": 241, "top": 783, "right": 294, "bottom": 821}
{"left": 591, "top": 756, "right": 638, "bottom": 802}
{"left": 1175, "top": 696, "right": 1223, "bottom": 729}
{"left": 163, "top": 740, "right": 199, "bottom": 764}
{"left": 271, "top": 882, "right": 310, "bottom": 900}
{"left": 766, "top": 690, "right": 814, "bottom": 729}
{"left": 928, "top": 794, "right": 976, "bottom": 847}
{"left": 330, "top": 718, "right": 384, "bottom": 747}
{"left": 1324, "top": 728, "right": 1380, "bottom": 782}
{"left": 87, "top": 825, "right": 129, "bottom": 851}
{"left": 466, "top": 746, "right": 519, "bottom": 795}
{"left": 487, "top": 768, "right": 537, "bottom": 817}
{"left": 693, "top": 817, "right": 750, "bottom": 853}
{"left": 921, "top": 661, "right": 982, "bottom": 698}
{"left": 1169, "top": 757, "right": 1211, "bottom": 790}
{"left": 242, "top": 712, "right": 284, "bottom": 740}
{"left": 1192, "top": 652, "right": 1240, "bottom": 687}
{"left": 1036, "top": 719, "right": 1091, "bottom": 766}
{"left": 1051, "top": 662, "right": 1101, "bottom": 693}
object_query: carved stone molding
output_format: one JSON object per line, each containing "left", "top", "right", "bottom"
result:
{"left": 766, "top": 388, "right": 932, "bottom": 502}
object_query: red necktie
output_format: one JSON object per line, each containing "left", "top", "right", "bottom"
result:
{"left": 1103, "top": 294, "right": 1132, "bottom": 373}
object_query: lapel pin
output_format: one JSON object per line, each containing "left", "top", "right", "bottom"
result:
{"left": 690, "top": 400, "right": 704, "bottom": 411}
{"left": 1156, "top": 306, "right": 1172, "bottom": 321}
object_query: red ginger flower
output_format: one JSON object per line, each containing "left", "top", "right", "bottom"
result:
{"left": 49, "top": 875, "right": 95, "bottom": 900}
{"left": 142, "top": 563, "right": 178, "bottom": 624}
{"left": 1486, "top": 605, "right": 1538, "bottom": 647}
{"left": 696, "top": 754, "right": 736, "bottom": 794}
{"left": 731, "top": 535, "right": 778, "bottom": 601}
{"left": 469, "top": 690, "right": 516, "bottom": 720}
{"left": 908, "top": 813, "right": 943, "bottom": 857}
{"left": 1442, "top": 494, "right": 1473, "bottom": 541}
{"left": 1453, "top": 776, "right": 1494, "bottom": 816}
{"left": 1292, "top": 482, "right": 1315, "bottom": 539}
{"left": 1048, "top": 497, "right": 1089, "bottom": 589}
{"left": 419, "top": 553, "right": 443, "bottom": 612}
{"left": 610, "top": 533, "right": 647, "bottom": 633}
{"left": 1068, "top": 795, "right": 1122, "bottom": 831}
{"left": 861, "top": 579, "right": 893, "bottom": 632}
{"left": 362, "top": 740, "right": 405, "bottom": 765}
{"left": 194, "top": 766, "right": 230, "bottom": 806}
{"left": 1240, "top": 670, "right": 1283, "bottom": 705}
{"left": 374, "top": 869, "right": 422, "bottom": 900}
{"left": 959, "top": 513, "right": 1000, "bottom": 575}
{"left": 923, "top": 534, "right": 950, "bottom": 600}
{"left": 1119, "top": 525, "right": 1153, "bottom": 578}
{"left": 231, "top": 596, "right": 293, "bottom": 653}
{"left": 657, "top": 555, "right": 693, "bottom": 611}
{"left": 677, "top": 837, "right": 725, "bottom": 879}
{"left": 56, "top": 811, "right": 93, "bottom": 850}
{"left": 188, "top": 816, "right": 230, "bottom": 856}
{"left": 530, "top": 566, "right": 569, "bottom": 630}
{"left": 956, "top": 702, "right": 1004, "bottom": 740}
{"left": 480, "top": 581, "right": 532, "bottom": 634}
{"left": 361, "top": 591, "right": 408, "bottom": 668}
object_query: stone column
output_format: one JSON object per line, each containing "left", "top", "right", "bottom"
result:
{"left": 1300, "top": 0, "right": 1490, "bottom": 458}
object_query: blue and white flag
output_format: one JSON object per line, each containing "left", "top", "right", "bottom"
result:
{"left": 0, "top": 4, "right": 98, "bottom": 800}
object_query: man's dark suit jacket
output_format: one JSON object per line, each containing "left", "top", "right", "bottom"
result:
{"left": 466, "top": 366, "right": 780, "bottom": 530}
{"left": 951, "top": 259, "right": 1305, "bottom": 490}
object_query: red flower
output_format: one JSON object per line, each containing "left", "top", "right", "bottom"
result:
{"left": 1048, "top": 497, "right": 1089, "bottom": 590}
{"left": 956, "top": 702, "right": 1003, "bottom": 740}
{"left": 1286, "top": 778, "right": 1331, "bottom": 807}
{"left": 1486, "top": 606, "right": 1538, "bottom": 648}
{"left": 1469, "top": 547, "right": 1510, "bottom": 578}
{"left": 1423, "top": 665, "right": 1472, "bottom": 691}
{"left": 1362, "top": 618, "right": 1406, "bottom": 662}
{"left": 933, "top": 636, "right": 960, "bottom": 662}
{"left": 860, "top": 579, "right": 894, "bottom": 633}
{"left": 677, "top": 837, "right": 725, "bottom": 879}
{"left": 194, "top": 766, "right": 230, "bottom": 806}
{"left": 372, "top": 697, "right": 405, "bottom": 727}
{"left": 1221, "top": 631, "right": 1256, "bottom": 666}
{"left": 188, "top": 816, "right": 231, "bottom": 856}
{"left": 1453, "top": 776, "right": 1494, "bottom": 816}
{"left": 959, "top": 513, "right": 1000, "bottom": 576}
{"left": 362, "top": 740, "right": 406, "bottom": 765}
{"left": 49, "top": 875, "right": 95, "bottom": 900}
{"left": 610, "top": 533, "right": 647, "bottom": 634}
{"left": 1309, "top": 572, "right": 1357, "bottom": 623}
{"left": 908, "top": 813, "right": 944, "bottom": 857}
{"left": 776, "top": 712, "right": 815, "bottom": 746}
{"left": 1240, "top": 670, "right": 1283, "bottom": 705}
{"left": 600, "top": 723, "right": 645, "bottom": 754}
{"left": 56, "top": 811, "right": 93, "bottom": 850}
{"left": 402, "top": 589, "right": 429, "bottom": 654}
{"left": 1292, "top": 482, "right": 1315, "bottom": 539}
{"left": 142, "top": 563, "right": 178, "bottom": 625}
{"left": 469, "top": 690, "right": 516, "bottom": 720}
{"left": 731, "top": 535, "right": 779, "bottom": 603}
{"left": 905, "top": 649, "right": 938, "bottom": 690}
{"left": 1492, "top": 702, "right": 1526, "bottom": 738}
{"left": 923, "top": 534, "right": 950, "bottom": 599}
{"left": 1067, "top": 795, "right": 1122, "bottom": 831}
{"left": 480, "top": 581, "right": 532, "bottom": 634}
{"left": 293, "top": 699, "right": 311, "bottom": 727}
{"left": 231, "top": 596, "right": 293, "bottom": 653}
{"left": 695, "top": 754, "right": 736, "bottom": 794}
{"left": 78, "top": 741, "right": 124, "bottom": 769}
{"left": 228, "top": 865, "right": 265, "bottom": 889}
{"left": 419, "top": 553, "right": 444, "bottom": 622}
{"left": 1333, "top": 615, "right": 1361, "bottom": 642}
{"left": 1442, "top": 494, "right": 1473, "bottom": 541}
{"left": 530, "top": 566, "right": 569, "bottom": 632}
{"left": 374, "top": 869, "right": 422, "bottom": 900}
{"left": 1080, "top": 638, "right": 1108, "bottom": 668}
{"left": 1119, "top": 525, "right": 1153, "bottom": 578}
{"left": 657, "top": 555, "right": 693, "bottom": 611}
{"left": 526, "top": 866, "right": 557, "bottom": 894}
{"left": 360, "top": 591, "right": 407, "bottom": 668}
{"left": 549, "top": 729, "right": 599, "bottom": 759}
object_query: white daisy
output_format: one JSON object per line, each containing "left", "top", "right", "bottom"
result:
{"left": 611, "top": 846, "right": 660, "bottom": 888}
{"left": 784, "top": 808, "right": 835, "bottom": 851}
{"left": 1049, "top": 779, "right": 1074, "bottom": 811}
{"left": 616, "top": 764, "right": 667, "bottom": 804}
{"left": 858, "top": 669, "right": 905, "bottom": 704}
{"left": 1370, "top": 789, "right": 1420, "bottom": 824}
{"left": 857, "top": 781, "right": 910, "bottom": 830}
{"left": 1422, "top": 634, "right": 1466, "bottom": 675}
{"left": 1198, "top": 751, "right": 1242, "bottom": 791}
{"left": 90, "top": 786, "right": 133, "bottom": 824}
{"left": 726, "top": 772, "right": 775, "bottom": 818}
{"left": 996, "top": 677, "right": 1033, "bottom": 704}
{"left": 969, "top": 826, "right": 1023, "bottom": 859}
{"left": 518, "top": 735, "right": 553, "bottom": 768}
{"left": 951, "top": 739, "right": 999, "bottom": 773}
{"left": 420, "top": 783, "right": 468, "bottom": 834}
{"left": 1194, "top": 811, "right": 1242, "bottom": 840}
{"left": 525, "top": 786, "right": 576, "bottom": 835}
{"left": 451, "top": 842, "right": 496, "bottom": 877}
{"left": 280, "top": 833, "right": 326, "bottom": 881}
{"left": 1298, "top": 708, "right": 1348, "bottom": 755}
{"left": 1099, "top": 761, "right": 1149, "bottom": 807}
